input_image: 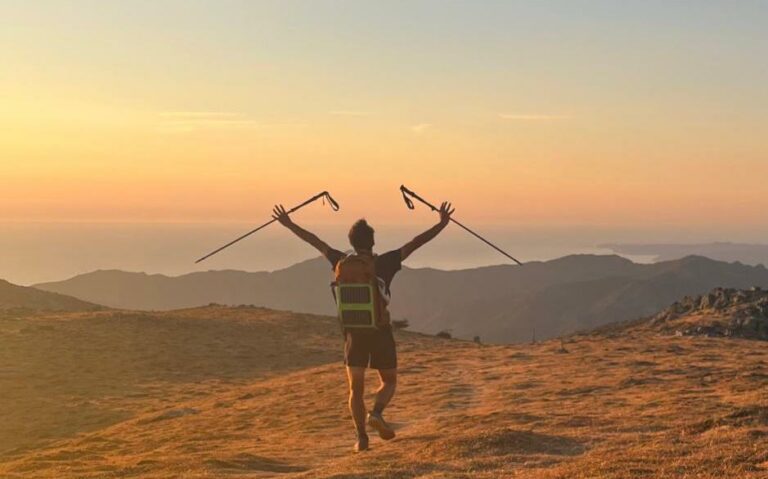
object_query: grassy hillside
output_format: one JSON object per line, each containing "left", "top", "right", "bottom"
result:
{"left": 1, "top": 305, "right": 766, "bottom": 478}
{"left": 0, "top": 306, "right": 344, "bottom": 457}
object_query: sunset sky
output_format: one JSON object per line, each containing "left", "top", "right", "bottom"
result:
{"left": 2, "top": 1, "right": 767, "bottom": 229}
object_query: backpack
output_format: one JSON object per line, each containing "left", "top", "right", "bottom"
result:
{"left": 333, "top": 253, "right": 391, "bottom": 329}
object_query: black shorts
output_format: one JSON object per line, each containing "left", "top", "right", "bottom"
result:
{"left": 344, "top": 328, "right": 397, "bottom": 370}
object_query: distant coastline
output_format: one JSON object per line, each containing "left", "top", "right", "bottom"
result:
{"left": 602, "top": 242, "right": 768, "bottom": 267}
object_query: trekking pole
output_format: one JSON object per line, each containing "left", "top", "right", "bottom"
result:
{"left": 194, "top": 191, "right": 340, "bottom": 264}
{"left": 399, "top": 185, "right": 523, "bottom": 265}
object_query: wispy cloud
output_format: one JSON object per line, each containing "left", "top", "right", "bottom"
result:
{"left": 155, "top": 111, "right": 305, "bottom": 132}
{"left": 498, "top": 113, "right": 570, "bottom": 121}
{"left": 328, "top": 110, "right": 372, "bottom": 116}
{"left": 411, "top": 123, "right": 432, "bottom": 134}
{"left": 158, "top": 111, "right": 245, "bottom": 119}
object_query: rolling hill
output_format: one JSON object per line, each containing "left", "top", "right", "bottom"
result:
{"left": 34, "top": 255, "right": 768, "bottom": 343}
{"left": 0, "top": 279, "right": 102, "bottom": 312}
{"left": 1, "top": 303, "right": 766, "bottom": 478}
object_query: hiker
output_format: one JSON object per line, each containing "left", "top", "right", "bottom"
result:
{"left": 272, "top": 201, "right": 454, "bottom": 452}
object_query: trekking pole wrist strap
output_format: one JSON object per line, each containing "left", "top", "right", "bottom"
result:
{"left": 400, "top": 185, "right": 415, "bottom": 210}
{"left": 400, "top": 184, "right": 437, "bottom": 211}
{"left": 323, "top": 191, "right": 340, "bottom": 211}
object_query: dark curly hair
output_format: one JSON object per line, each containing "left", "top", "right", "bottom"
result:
{"left": 348, "top": 219, "right": 375, "bottom": 251}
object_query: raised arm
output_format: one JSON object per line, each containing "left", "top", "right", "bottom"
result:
{"left": 400, "top": 201, "right": 454, "bottom": 261}
{"left": 272, "top": 204, "right": 333, "bottom": 256}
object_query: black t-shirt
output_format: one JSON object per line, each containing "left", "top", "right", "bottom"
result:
{"left": 326, "top": 248, "right": 402, "bottom": 296}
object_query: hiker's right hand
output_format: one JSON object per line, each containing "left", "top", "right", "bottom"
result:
{"left": 438, "top": 201, "right": 454, "bottom": 226}
{"left": 272, "top": 204, "right": 293, "bottom": 227}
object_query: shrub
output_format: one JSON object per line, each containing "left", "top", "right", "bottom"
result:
{"left": 392, "top": 319, "right": 410, "bottom": 330}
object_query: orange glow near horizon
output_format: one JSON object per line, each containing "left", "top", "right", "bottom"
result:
{"left": 2, "top": 2, "right": 767, "bottom": 229}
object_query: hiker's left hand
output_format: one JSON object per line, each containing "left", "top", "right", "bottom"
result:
{"left": 438, "top": 201, "right": 454, "bottom": 226}
{"left": 272, "top": 204, "right": 293, "bottom": 227}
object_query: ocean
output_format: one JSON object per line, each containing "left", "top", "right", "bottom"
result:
{"left": 0, "top": 221, "right": 689, "bottom": 286}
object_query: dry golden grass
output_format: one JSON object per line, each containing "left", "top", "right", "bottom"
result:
{"left": 1, "top": 306, "right": 766, "bottom": 478}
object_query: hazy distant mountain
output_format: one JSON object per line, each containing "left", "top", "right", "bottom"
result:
{"left": 0, "top": 279, "right": 102, "bottom": 311}
{"left": 32, "top": 254, "right": 638, "bottom": 316}
{"left": 602, "top": 242, "right": 768, "bottom": 266}
{"left": 35, "top": 256, "right": 334, "bottom": 312}
{"left": 34, "top": 255, "right": 768, "bottom": 343}
{"left": 428, "top": 255, "right": 768, "bottom": 343}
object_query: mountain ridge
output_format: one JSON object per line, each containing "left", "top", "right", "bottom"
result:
{"left": 603, "top": 242, "right": 768, "bottom": 266}
{"left": 33, "top": 254, "right": 768, "bottom": 343}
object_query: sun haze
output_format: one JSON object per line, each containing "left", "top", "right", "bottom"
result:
{"left": 2, "top": 1, "right": 767, "bottom": 228}
{"left": 4, "top": 3, "right": 768, "bottom": 477}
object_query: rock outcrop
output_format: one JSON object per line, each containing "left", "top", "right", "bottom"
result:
{"left": 650, "top": 287, "right": 768, "bottom": 339}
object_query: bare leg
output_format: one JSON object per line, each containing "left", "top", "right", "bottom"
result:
{"left": 346, "top": 366, "right": 367, "bottom": 436}
{"left": 373, "top": 368, "right": 397, "bottom": 414}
